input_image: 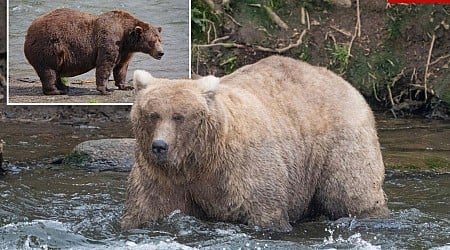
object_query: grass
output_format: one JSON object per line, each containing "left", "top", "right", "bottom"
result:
{"left": 385, "top": 156, "right": 450, "bottom": 172}
{"left": 220, "top": 55, "right": 238, "bottom": 74}
{"left": 345, "top": 48, "right": 402, "bottom": 104}
{"left": 295, "top": 43, "right": 312, "bottom": 62}
{"left": 326, "top": 42, "right": 349, "bottom": 74}
{"left": 191, "top": 0, "right": 220, "bottom": 44}
{"left": 265, "top": 0, "right": 283, "bottom": 9}
{"left": 424, "top": 157, "right": 450, "bottom": 170}
{"left": 385, "top": 163, "right": 420, "bottom": 171}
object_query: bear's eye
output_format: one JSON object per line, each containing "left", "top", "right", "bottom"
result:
{"left": 147, "top": 112, "right": 160, "bottom": 122}
{"left": 172, "top": 113, "right": 185, "bottom": 122}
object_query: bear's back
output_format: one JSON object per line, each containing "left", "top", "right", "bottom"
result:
{"left": 220, "top": 56, "right": 374, "bottom": 135}
{"left": 27, "top": 8, "right": 97, "bottom": 37}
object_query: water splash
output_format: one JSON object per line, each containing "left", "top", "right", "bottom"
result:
{"left": 321, "top": 227, "right": 380, "bottom": 250}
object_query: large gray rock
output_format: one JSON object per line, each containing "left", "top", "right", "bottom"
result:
{"left": 67, "top": 138, "right": 135, "bottom": 171}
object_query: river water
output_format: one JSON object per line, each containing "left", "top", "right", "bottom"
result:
{"left": 8, "top": 0, "right": 190, "bottom": 80}
{"left": 0, "top": 117, "right": 449, "bottom": 249}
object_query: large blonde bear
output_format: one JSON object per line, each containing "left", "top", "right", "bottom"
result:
{"left": 122, "top": 56, "right": 389, "bottom": 231}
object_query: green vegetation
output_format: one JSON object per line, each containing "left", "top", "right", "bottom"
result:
{"left": 385, "top": 163, "right": 420, "bottom": 171}
{"left": 88, "top": 99, "right": 99, "bottom": 104}
{"left": 220, "top": 55, "right": 238, "bottom": 74}
{"left": 424, "top": 157, "right": 450, "bottom": 170}
{"left": 191, "top": 0, "right": 449, "bottom": 117}
{"left": 191, "top": 0, "right": 220, "bottom": 43}
{"left": 64, "top": 151, "right": 90, "bottom": 166}
{"left": 346, "top": 49, "right": 402, "bottom": 103}
{"left": 295, "top": 43, "right": 311, "bottom": 62}
{"left": 443, "top": 89, "right": 450, "bottom": 106}
{"left": 326, "top": 41, "right": 349, "bottom": 74}
{"left": 60, "top": 77, "right": 69, "bottom": 86}
{"left": 265, "top": 0, "right": 283, "bottom": 9}
{"left": 385, "top": 156, "right": 450, "bottom": 172}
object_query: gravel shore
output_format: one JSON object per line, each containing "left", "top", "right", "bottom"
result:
{"left": 8, "top": 77, "right": 136, "bottom": 104}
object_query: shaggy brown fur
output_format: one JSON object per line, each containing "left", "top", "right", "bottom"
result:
{"left": 122, "top": 56, "right": 389, "bottom": 232}
{"left": 24, "top": 8, "right": 163, "bottom": 95}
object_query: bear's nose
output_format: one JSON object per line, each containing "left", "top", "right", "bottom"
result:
{"left": 152, "top": 140, "right": 168, "bottom": 154}
{"left": 157, "top": 51, "right": 164, "bottom": 58}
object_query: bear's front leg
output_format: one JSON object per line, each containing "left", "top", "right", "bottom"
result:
{"left": 246, "top": 203, "right": 293, "bottom": 232}
{"left": 95, "top": 46, "right": 119, "bottom": 95}
{"left": 113, "top": 53, "right": 134, "bottom": 91}
{"left": 121, "top": 164, "right": 189, "bottom": 230}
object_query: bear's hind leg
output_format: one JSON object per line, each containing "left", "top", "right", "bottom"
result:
{"left": 315, "top": 135, "right": 389, "bottom": 220}
{"left": 37, "top": 68, "right": 67, "bottom": 95}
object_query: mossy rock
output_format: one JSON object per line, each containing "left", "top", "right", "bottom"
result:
{"left": 64, "top": 151, "right": 91, "bottom": 166}
{"left": 65, "top": 138, "right": 135, "bottom": 172}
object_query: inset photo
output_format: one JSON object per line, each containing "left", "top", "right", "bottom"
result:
{"left": 8, "top": 0, "right": 189, "bottom": 104}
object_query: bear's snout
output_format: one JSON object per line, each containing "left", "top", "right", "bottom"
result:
{"left": 156, "top": 51, "right": 164, "bottom": 59}
{"left": 152, "top": 139, "right": 169, "bottom": 155}
{"left": 153, "top": 50, "right": 164, "bottom": 60}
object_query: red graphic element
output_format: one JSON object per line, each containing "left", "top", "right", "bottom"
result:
{"left": 388, "top": 0, "right": 450, "bottom": 3}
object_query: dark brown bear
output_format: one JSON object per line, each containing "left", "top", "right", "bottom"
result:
{"left": 24, "top": 8, "right": 163, "bottom": 95}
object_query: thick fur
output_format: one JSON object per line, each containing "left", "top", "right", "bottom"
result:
{"left": 122, "top": 56, "right": 389, "bottom": 231}
{"left": 24, "top": 8, "right": 163, "bottom": 95}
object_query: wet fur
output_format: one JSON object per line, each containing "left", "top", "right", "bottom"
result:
{"left": 122, "top": 56, "right": 389, "bottom": 231}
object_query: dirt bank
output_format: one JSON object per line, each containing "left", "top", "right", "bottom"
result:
{"left": 192, "top": 0, "right": 450, "bottom": 119}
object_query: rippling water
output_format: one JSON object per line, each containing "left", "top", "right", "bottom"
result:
{"left": 0, "top": 168, "right": 449, "bottom": 249}
{"left": 9, "top": 0, "right": 189, "bottom": 80}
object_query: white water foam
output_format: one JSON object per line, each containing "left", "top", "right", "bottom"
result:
{"left": 320, "top": 227, "right": 381, "bottom": 250}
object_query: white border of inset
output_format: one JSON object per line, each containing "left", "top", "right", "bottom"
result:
{"left": 6, "top": 0, "right": 191, "bottom": 106}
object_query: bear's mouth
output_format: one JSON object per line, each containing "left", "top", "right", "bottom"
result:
{"left": 151, "top": 152, "right": 168, "bottom": 166}
{"left": 151, "top": 155, "right": 184, "bottom": 175}
{"left": 154, "top": 156, "right": 167, "bottom": 165}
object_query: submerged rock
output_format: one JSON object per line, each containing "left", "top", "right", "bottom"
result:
{"left": 67, "top": 138, "right": 135, "bottom": 171}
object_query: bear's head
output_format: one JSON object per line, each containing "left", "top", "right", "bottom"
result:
{"left": 131, "top": 70, "right": 222, "bottom": 175}
{"left": 130, "top": 23, "right": 164, "bottom": 60}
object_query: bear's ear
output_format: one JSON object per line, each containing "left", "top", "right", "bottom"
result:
{"left": 135, "top": 26, "right": 143, "bottom": 35}
{"left": 199, "top": 75, "right": 220, "bottom": 102}
{"left": 157, "top": 27, "right": 162, "bottom": 33}
{"left": 133, "top": 70, "right": 155, "bottom": 91}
